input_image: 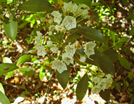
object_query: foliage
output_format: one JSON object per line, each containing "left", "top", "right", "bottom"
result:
{"left": 0, "top": 0, "right": 133, "bottom": 103}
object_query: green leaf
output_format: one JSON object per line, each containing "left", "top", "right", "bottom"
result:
{"left": 76, "top": 73, "right": 88, "bottom": 101}
{"left": 74, "top": 27, "right": 106, "bottom": 43}
{"left": 16, "top": 55, "right": 31, "bottom": 66}
{"left": 127, "top": 11, "right": 134, "bottom": 20}
{"left": 3, "top": 13, "right": 18, "bottom": 41}
{"left": 5, "top": 71, "right": 14, "bottom": 80}
{"left": 56, "top": 67, "right": 70, "bottom": 89}
{"left": 114, "top": 37, "right": 129, "bottom": 50}
{"left": 0, "top": 83, "right": 5, "bottom": 94}
{"left": 66, "top": 33, "right": 80, "bottom": 43}
{"left": 129, "top": 26, "right": 134, "bottom": 35}
{"left": 109, "top": 31, "right": 116, "bottom": 43}
{"left": 19, "top": 68, "right": 35, "bottom": 76}
{"left": 0, "top": 91, "right": 10, "bottom": 104}
{"left": 97, "top": 52, "right": 115, "bottom": 75}
{"left": 122, "top": 0, "right": 127, "bottom": 5}
{"left": 39, "top": 71, "right": 45, "bottom": 80}
{"left": 50, "top": 33, "right": 64, "bottom": 43}
{"left": 0, "top": 0, "right": 7, "bottom": 2}
{"left": 0, "top": 63, "right": 18, "bottom": 76}
{"left": 72, "top": 0, "right": 91, "bottom": 7}
{"left": 118, "top": 56, "right": 130, "bottom": 70}
{"left": 99, "top": 89, "right": 110, "bottom": 101}
{"left": 19, "top": 0, "right": 57, "bottom": 12}
{"left": 103, "top": 49, "right": 118, "bottom": 62}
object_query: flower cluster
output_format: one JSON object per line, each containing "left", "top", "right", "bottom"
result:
{"left": 34, "top": 2, "right": 95, "bottom": 74}
{"left": 91, "top": 74, "right": 113, "bottom": 94}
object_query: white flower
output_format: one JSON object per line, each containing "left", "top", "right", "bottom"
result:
{"left": 51, "top": 60, "right": 67, "bottom": 73}
{"left": 49, "top": 25, "right": 55, "bottom": 31}
{"left": 80, "top": 56, "right": 86, "bottom": 62}
{"left": 98, "top": 79, "right": 108, "bottom": 91}
{"left": 81, "top": 9, "right": 89, "bottom": 19}
{"left": 65, "top": 44, "right": 76, "bottom": 56}
{"left": 35, "top": 44, "right": 46, "bottom": 57}
{"left": 47, "top": 31, "right": 52, "bottom": 35}
{"left": 63, "top": 2, "right": 73, "bottom": 13}
{"left": 55, "top": 24, "right": 66, "bottom": 33}
{"left": 73, "top": 41, "right": 81, "bottom": 49}
{"left": 62, "top": 16, "right": 76, "bottom": 30}
{"left": 91, "top": 86, "right": 101, "bottom": 94}
{"left": 92, "top": 76, "right": 101, "bottom": 84}
{"left": 84, "top": 42, "right": 96, "bottom": 58}
{"left": 51, "top": 46, "right": 58, "bottom": 53}
{"left": 47, "top": 41, "right": 53, "bottom": 47}
{"left": 51, "top": 11, "right": 62, "bottom": 24}
{"left": 35, "top": 31, "right": 42, "bottom": 43}
{"left": 62, "top": 53, "right": 74, "bottom": 65}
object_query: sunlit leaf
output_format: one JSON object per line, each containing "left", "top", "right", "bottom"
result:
{"left": 76, "top": 73, "right": 88, "bottom": 101}
{"left": 56, "top": 67, "right": 70, "bottom": 89}
{"left": 118, "top": 56, "right": 130, "bottom": 70}
{"left": 5, "top": 71, "right": 14, "bottom": 80}
{"left": 0, "top": 83, "right": 5, "bottom": 94}
{"left": 16, "top": 55, "right": 31, "bottom": 66}
{"left": 19, "top": 0, "right": 57, "bottom": 12}
{"left": 3, "top": 13, "right": 18, "bottom": 41}
{"left": 0, "top": 91, "right": 10, "bottom": 104}
{"left": 0, "top": 63, "right": 18, "bottom": 76}
{"left": 19, "top": 68, "right": 35, "bottom": 76}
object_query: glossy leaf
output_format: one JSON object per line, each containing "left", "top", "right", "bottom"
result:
{"left": 3, "top": 13, "right": 18, "bottom": 41}
{"left": 66, "top": 33, "right": 80, "bottom": 43}
{"left": 74, "top": 27, "right": 106, "bottom": 43}
{"left": 76, "top": 73, "right": 88, "bottom": 101}
{"left": 19, "top": 0, "right": 57, "bottom": 12}
{"left": 19, "top": 68, "right": 35, "bottom": 76}
{"left": 103, "top": 49, "right": 118, "bottom": 62}
{"left": 5, "top": 71, "right": 14, "bottom": 80}
{"left": 0, "top": 91, "right": 10, "bottom": 104}
{"left": 86, "top": 51, "right": 115, "bottom": 75}
{"left": 97, "top": 52, "right": 115, "bottom": 75}
{"left": 72, "top": 0, "right": 91, "bottom": 7}
{"left": 56, "top": 67, "right": 70, "bottom": 89}
{"left": 0, "top": 83, "right": 5, "bottom": 94}
{"left": 99, "top": 89, "right": 110, "bottom": 101}
{"left": 127, "top": 11, "right": 134, "bottom": 20}
{"left": 118, "top": 56, "right": 130, "bottom": 70}
{"left": 16, "top": 55, "right": 31, "bottom": 66}
{"left": 0, "top": 63, "right": 18, "bottom": 76}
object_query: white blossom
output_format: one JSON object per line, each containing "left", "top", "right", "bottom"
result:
{"left": 49, "top": 25, "right": 55, "bottom": 31}
{"left": 92, "top": 76, "right": 101, "bottom": 84}
{"left": 47, "top": 41, "right": 53, "bottom": 47}
{"left": 73, "top": 41, "right": 81, "bottom": 49}
{"left": 62, "top": 16, "right": 76, "bottom": 30}
{"left": 62, "top": 53, "right": 74, "bottom": 65}
{"left": 51, "top": 11, "right": 62, "bottom": 24}
{"left": 35, "top": 44, "right": 46, "bottom": 57}
{"left": 55, "top": 24, "right": 66, "bottom": 33}
{"left": 35, "top": 31, "right": 42, "bottom": 43}
{"left": 47, "top": 31, "right": 52, "bottom": 35}
{"left": 80, "top": 56, "right": 86, "bottom": 62}
{"left": 91, "top": 86, "right": 101, "bottom": 94}
{"left": 65, "top": 44, "right": 76, "bottom": 56}
{"left": 51, "top": 60, "right": 67, "bottom": 73}
{"left": 84, "top": 42, "right": 96, "bottom": 58}
{"left": 63, "top": 2, "right": 73, "bottom": 13}
{"left": 50, "top": 46, "right": 58, "bottom": 53}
